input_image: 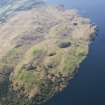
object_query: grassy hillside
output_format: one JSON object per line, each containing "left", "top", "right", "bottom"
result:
{"left": 0, "top": 2, "right": 96, "bottom": 105}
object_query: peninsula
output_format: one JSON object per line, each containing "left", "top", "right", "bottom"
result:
{"left": 0, "top": 0, "right": 96, "bottom": 105}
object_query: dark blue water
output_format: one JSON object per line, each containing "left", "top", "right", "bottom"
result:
{"left": 42, "top": 0, "right": 105, "bottom": 105}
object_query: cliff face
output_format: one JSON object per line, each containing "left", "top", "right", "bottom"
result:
{"left": 0, "top": 0, "right": 96, "bottom": 105}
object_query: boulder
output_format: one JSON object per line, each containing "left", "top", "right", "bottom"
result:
{"left": 58, "top": 42, "right": 71, "bottom": 48}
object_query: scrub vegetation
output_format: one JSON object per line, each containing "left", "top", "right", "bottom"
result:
{"left": 0, "top": 0, "right": 96, "bottom": 105}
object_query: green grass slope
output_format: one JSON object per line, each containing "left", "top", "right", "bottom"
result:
{"left": 0, "top": 4, "right": 96, "bottom": 105}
